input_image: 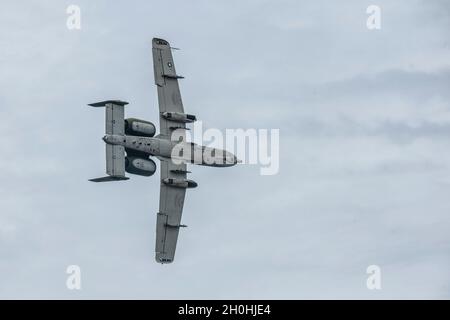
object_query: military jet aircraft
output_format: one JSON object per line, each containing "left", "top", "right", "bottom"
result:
{"left": 89, "top": 38, "right": 239, "bottom": 264}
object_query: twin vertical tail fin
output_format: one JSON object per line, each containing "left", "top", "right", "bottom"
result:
{"left": 88, "top": 100, "right": 130, "bottom": 182}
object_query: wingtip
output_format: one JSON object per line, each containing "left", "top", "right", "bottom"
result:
{"left": 156, "top": 254, "right": 174, "bottom": 264}
{"left": 152, "top": 38, "right": 170, "bottom": 47}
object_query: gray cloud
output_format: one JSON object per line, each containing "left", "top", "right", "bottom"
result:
{"left": 0, "top": 0, "right": 449, "bottom": 298}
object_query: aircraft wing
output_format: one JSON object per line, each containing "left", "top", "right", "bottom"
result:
{"left": 152, "top": 38, "right": 186, "bottom": 139}
{"left": 155, "top": 159, "right": 187, "bottom": 263}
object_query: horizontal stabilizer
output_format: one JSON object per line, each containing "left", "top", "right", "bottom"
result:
{"left": 89, "top": 99, "right": 129, "bottom": 181}
{"left": 89, "top": 176, "right": 130, "bottom": 183}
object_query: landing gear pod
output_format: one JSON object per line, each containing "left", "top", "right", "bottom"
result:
{"left": 162, "top": 178, "right": 198, "bottom": 188}
{"left": 161, "top": 112, "right": 197, "bottom": 123}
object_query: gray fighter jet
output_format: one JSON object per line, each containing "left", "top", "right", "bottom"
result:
{"left": 89, "top": 38, "right": 239, "bottom": 264}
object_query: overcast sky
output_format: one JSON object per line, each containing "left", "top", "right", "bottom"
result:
{"left": 0, "top": 0, "right": 449, "bottom": 299}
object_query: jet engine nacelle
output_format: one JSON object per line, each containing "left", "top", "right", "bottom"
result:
{"left": 125, "top": 157, "right": 156, "bottom": 176}
{"left": 161, "top": 112, "right": 197, "bottom": 123}
{"left": 124, "top": 118, "right": 156, "bottom": 137}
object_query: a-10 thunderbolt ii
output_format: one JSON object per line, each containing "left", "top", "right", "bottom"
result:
{"left": 89, "top": 38, "right": 239, "bottom": 264}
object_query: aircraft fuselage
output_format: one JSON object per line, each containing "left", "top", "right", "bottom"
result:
{"left": 103, "top": 134, "right": 238, "bottom": 167}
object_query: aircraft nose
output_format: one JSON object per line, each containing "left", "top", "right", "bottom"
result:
{"left": 102, "top": 135, "right": 108, "bottom": 142}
